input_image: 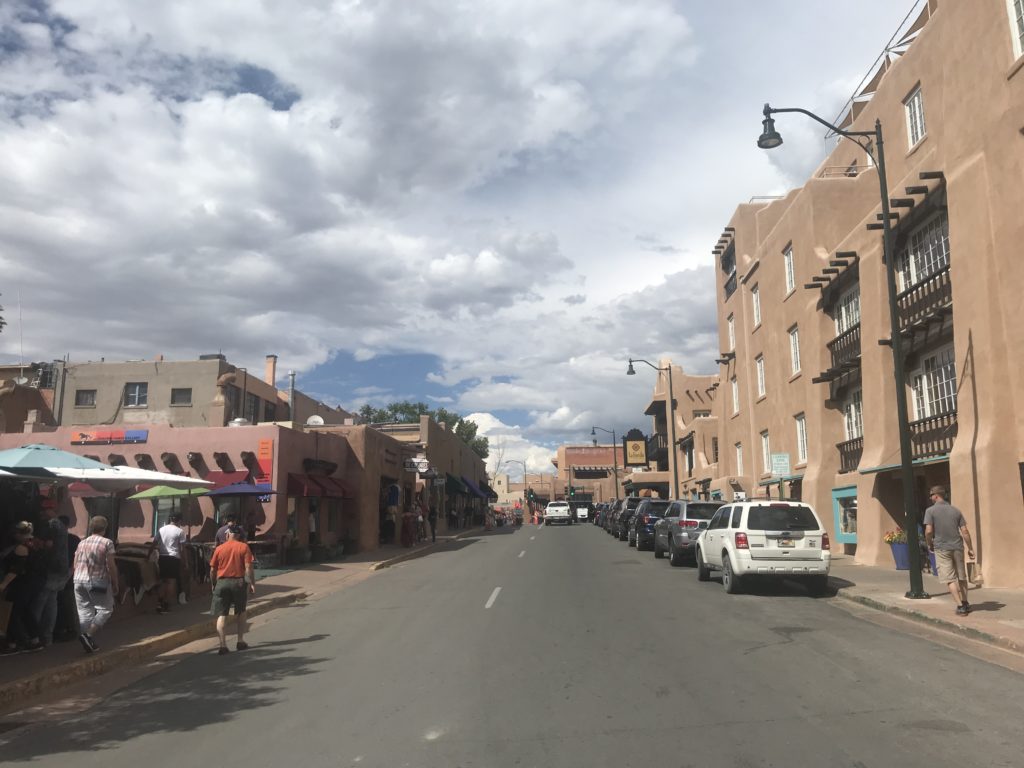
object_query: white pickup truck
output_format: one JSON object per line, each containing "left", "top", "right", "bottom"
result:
{"left": 544, "top": 501, "right": 573, "bottom": 525}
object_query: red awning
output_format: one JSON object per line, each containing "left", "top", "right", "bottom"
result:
{"left": 318, "top": 476, "right": 356, "bottom": 499}
{"left": 287, "top": 474, "right": 355, "bottom": 499}
{"left": 204, "top": 470, "right": 250, "bottom": 490}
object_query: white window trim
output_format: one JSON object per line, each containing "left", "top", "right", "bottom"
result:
{"left": 795, "top": 413, "right": 808, "bottom": 464}
{"left": 755, "top": 355, "right": 766, "bottom": 397}
{"left": 735, "top": 443, "right": 744, "bottom": 476}
{"left": 731, "top": 377, "right": 739, "bottom": 415}
{"left": 751, "top": 285, "right": 761, "bottom": 327}
{"left": 727, "top": 315, "right": 736, "bottom": 351}
{"left": 836, "top": 287, "right": 861, "bottom": 335}
{"left": 760, "top": 431, "right": 771, "bottom": 475}
{"left": 124, "top": 382, "right": 148, "bottom": 408}
{"left": 896, "top": 211, "right": 950, "bottom": 292}
{"left": 904, "top": 86, "right": 927, "bottom": 147}
{"left": 783, "top": 247, "right": 795, "bottom": 294}
{"left": 910, "top": 344, "right": 958, "bottom": 420}
{"left": 1010, "top": 0, "right": 1024, "bottom": 58}
{"left": 789, "top": 326, "right": 801, "bottom": 374}
{"left": 844, "top": 389, "right": 864, "bottom": 441}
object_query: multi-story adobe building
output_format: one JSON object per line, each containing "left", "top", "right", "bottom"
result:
{"left": 554, "top": 443, "right": 624, "bottom": 503}
{"left": 709, "top": 0, "right": 1024, "bottom": 586}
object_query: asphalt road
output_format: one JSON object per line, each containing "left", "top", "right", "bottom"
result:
{"left": 3, "top": 522, "right": 1024, "bottom": 767}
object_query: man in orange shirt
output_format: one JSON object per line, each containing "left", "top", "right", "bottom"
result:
{"left": 207, "top": 526, "right": 255, "bottom": 655}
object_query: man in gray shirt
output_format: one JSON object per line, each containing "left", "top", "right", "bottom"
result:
{"left": 923, "top": 485, "right": 974, "bottom": 616}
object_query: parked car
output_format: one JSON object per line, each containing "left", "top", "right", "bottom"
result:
{"left": 694, "top": 501, "right": 831, "bottom": 595}
{"left": 605, "top": 500, "right": 623, "bottom": 534}
{"left": 574, "top": 503, "right": 591, "bottom": 522}
{"left": 628, "top": 499, "right": 672, "bottom": 550}
{"left": 615, "top": 497, "right": 644, "bottom": 541}
{"left": 544, "top": 501, "right": 573, "bottom": 525}
{"left": 653, "top": 500, "right": 725, "bottom": 565}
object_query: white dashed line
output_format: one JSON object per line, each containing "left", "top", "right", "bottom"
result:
{"left": 518, "top": 550, "right": 525, "bottom": 558}
{"left": 485, "top": 587, "right": 502, "bottom": 609}
{"left": 529, "top": 536, "right": 536, "bottom": 541}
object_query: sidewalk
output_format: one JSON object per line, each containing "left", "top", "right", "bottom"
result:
{"left": 0, "top": 528, "right": 483, "bottom": 713}
{"left": 828, "top": 554, "right": 1024, "bottom": 654}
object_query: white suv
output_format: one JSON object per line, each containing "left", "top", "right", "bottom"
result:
{"left": 694, "top": 501, "right": 831, "bottom": 595}
{"left": 544, "top": 501, "right": 573, "bottom": 525}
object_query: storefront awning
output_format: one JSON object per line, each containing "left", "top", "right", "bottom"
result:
{"left": 858, "top": 455, "right": 949, "bottom": 475}
{"left": 478, "top": 480, "right": 499, "bottom": 501}
{"left": 205, "top": 470, "right": 250, "bottom": 489}
{"left": 461, "top": 475, "right": 488, "bottom": 499}
{"left": 287, "top": 473, "right": 355, "bottom": 499}
{"left": 446, "top": 473, "right": 468, "bottom": 494}
{"left": 757, "top": 473, "right": 804, "bottom": 487}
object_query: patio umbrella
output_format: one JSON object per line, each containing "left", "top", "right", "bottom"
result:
{"left": 128, "top": 485, "right": 210, "bottom": 500}
{"left": 0, "top": 443, "right": 109, "bottom": 471}
{"left": 204, "top": 482, "right": 276, "bottom": 497}
{"left": 52, "top": 466, "right": 213, "bottom": 493}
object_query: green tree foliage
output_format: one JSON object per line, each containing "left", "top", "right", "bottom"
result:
{"left": 357, "top": 400, "right": 489, "bottom": 459}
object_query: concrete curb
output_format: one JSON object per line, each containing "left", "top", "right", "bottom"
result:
{"left": 0, "top": 590, "right": 308, "bottom": 712}
{"left": 371, "top": 527, "right": 485, "bottom": 571}
{"left": 832, "top": 590, "right": 1024, "bottom": 655}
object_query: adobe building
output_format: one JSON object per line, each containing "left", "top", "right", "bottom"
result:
{"left": 709, "top": 0, "right": 1024, "bottom": 585}
{"left": 553, "top": 444, "right": 623, "bottom": 503}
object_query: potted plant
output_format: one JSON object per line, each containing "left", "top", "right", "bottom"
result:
{"left": 884, "top": 529, "right": 910, "bottom": 570}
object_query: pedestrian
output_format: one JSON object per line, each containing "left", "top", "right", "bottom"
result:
{"left": 72, "top": 515, "right": 119, "bottom": 653}
{"left": 215, "top": 513, "right": 239, "bottom": 546}
{"left": 30, "top": 503, "right": 69, "bottom": 646}
{"left": 400, "top": 503, "right": 415, "bottom": 548}
{"left": 0, "top": 522, "right": 45, "bottom": 654}
{"left": 427, "top": 501, "right": 438, "bottom": 543}
{"left": 207, "top": 526, "right": 255, "bottom": 655}
{"left": 155, "top": 513, "right": 186, "bottom": 614}
{"left": 54, "top": 515, "right": 81, "bottom": 641}
{"left": 923, "top": 485, "right": 974, "bottom": 616}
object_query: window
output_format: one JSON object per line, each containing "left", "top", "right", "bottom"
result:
{"left": 783, "top": 247, "right": 795, "bottom": 294}
{"left": 727, "top": 315, "right": 736, "bottom": 351}
{"left": 693, "top": 409, "right": 711, "bottom": 418}
{"left": 795, "top": 413, "right": 808, "bottom": 464}
{"left": 244, "top": 392, "right": 260, "bottom": 424}
{"left": 836, "top": 288, "right": 861, "bottom": 335}
{"left": 731, "top": 376, "right": 739, "bottom": 414}
{"left": 264, "top": 402, "right": 276, "bottom": 422}
{"left": 904, "top": 85, "right": 927, "bottom": 146}
{"left": 735, "top": 443, "right": 744, "bottom": 476}
{"left": 74, "top": 389, "right": 96, "bottom": 407}
{"left": 789, "top": 326, "right": 801, "bottom": 374}
{"left": 760, "top": 431, "right": 771, "bottom": 475}
{"left": 711, "top": 437, "right": 719, "bottom": 464}
{"left": 730, "top": 508, "right": 743, "bottom": 528}
{"left": 170, "top": 387, "right": 192, "bottom": 406}
{"left": 896, "top": 212, "right": 950, "bottom": 291}
{"left": 124, "top": 382, "right": 148, "bottom": 408}
{"left": 751, "top": 284, "right": 761, "bottom": 326}
{"left": 912, "top": 346, "right": 957, "bottom": 419}
{"left": 1009, "top": 0, "right": 1024, "bottom": 58}
{"left": 844, "top": 389, "right": 864, "bottom": 440}
{"left": 755, "top": 355, "right": 766, "bottom": 397}
{"left": 747, "top": 504, "right": 820, "bottom": 531}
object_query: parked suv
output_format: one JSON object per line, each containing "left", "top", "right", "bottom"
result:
{"left": 615, "top": 497, "right": 644, "bottom": 541}
{"left": 694, "top": 501, "right": 831, "bottom": 595}
{"left": 605, "top": 499, "right": 624, "bottom": 534}
{"left": 629, "top": 499, "right": 671, "bottom": 550}
{"left": 653, "top": 500, "right": 724, "bottom": 566}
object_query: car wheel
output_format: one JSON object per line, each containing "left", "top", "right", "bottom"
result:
{"left": 636, "top": 537, "right": 645, "bottom": 552}
{"left": 696, "top": 548, "right": 710, "bottom": 581}
{"left": 808, "top": 575, "right": 830, "bottom": 597}
{"left": 669, "top": 540, "right": 684, "bottom": 567}
{"left": 653, "top": 540, "right": 664, "bottom": 559}
{"left": 722, "top": 553, "right": 741, "bottom": 594}
{"left": 628, "top": 533, "right": 635, "bottom": 547}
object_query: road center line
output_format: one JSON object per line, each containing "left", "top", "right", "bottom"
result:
{"left": 484, "top": 587, "right": 502, "bottom": 609}
{"left": 518, "top": 550, "right": 525, "bottom": 558}
{"left": 529, "top": 536, "right": 536, "bottom": 541}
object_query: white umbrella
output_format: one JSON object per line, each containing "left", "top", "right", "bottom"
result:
{"left": 47, "top": 466, "right": 214, "bottom": 493}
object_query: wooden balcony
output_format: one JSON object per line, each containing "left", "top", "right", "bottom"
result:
{"left": 910, "top": 410, "right": 957, "bottom": 459}
{"left": 897, "top": 264, "right": 952, "bottom": 331}
{"left": 836, "top": 437, "right": 863, "bottom": 474}
{"left": 828, "top": 323, "right": 861, "bottom": 369}
{"left": 648, "top": 432, "right": 668, "bottom": 463}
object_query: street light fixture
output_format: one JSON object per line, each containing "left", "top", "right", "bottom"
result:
{"left": 626, "top": 357, "right": 680, "bottom": 501}
{"left": 591, "top": 425, "right": 620, "bottom": 501}
{"left": 757, "top": 102, "right": 927, "bottom": 599}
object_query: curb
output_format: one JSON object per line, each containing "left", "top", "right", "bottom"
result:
{"left": 371, "top": 527, "right": 484, "bottom": 571}
{"left": 0, "top": 590, "right": 308, "bottom": 713}
{"left": 832, "top": 590, "right": 1024, "bottom": 655}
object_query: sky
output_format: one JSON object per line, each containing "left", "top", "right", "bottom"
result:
{"left": 0, "top": 0, "right": 918, "bottom": 478}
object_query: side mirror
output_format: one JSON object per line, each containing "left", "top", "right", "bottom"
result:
{"left": 697, "top": 521, "right": 709, "bottom": 530}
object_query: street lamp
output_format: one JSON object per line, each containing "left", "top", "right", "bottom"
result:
{"left": 758, "top": 102, "right": 927, "bottom": 599}
{"left": 626, "top": 358, "right": 680, "bottom": 501}
{"left": 505, "top": 459, "right": 530, "bottom": 503}
{"left": 591, "top": 426, "right": 620, "bottom": 501}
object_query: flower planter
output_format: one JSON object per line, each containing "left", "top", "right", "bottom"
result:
{"left": 890, "top": 542, "right": 938, "bottom": 575}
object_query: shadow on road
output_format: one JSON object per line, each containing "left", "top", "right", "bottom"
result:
{"left": 1, "top": 637, "right": 332, "bottom": 761}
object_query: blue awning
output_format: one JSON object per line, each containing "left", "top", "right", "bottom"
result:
{"left": 461, "top": 475, "right": 488, "bottom": 499}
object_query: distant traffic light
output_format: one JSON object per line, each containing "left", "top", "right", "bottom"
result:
{"left": 569, "top": 486, "right": 576, "bottom": 497}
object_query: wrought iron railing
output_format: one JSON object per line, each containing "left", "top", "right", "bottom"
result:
{"left": 896, "top": 264, "right": 952, "bottom": 330}
{"left": 827, "top": 323, "right": 862, "bottom": 369}
{"left": 909, "top": 410, "right": 957, "bottom": 459}
{"left": 648, "top": 432, "right": 668, "bottom": 464}
{"left": 836, "top": 437, "right": 863, "bottom": 473}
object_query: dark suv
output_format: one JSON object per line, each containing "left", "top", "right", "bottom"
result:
{"left": 653, "top": 500, "right": 724, "bottom": 565}
{"left": 615, "top": 497, "right": 644, "bottom": 541}
{"left": 629, "top": 499, "right": 672, "bottom": 550}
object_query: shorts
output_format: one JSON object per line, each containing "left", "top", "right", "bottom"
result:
{"left": 935, "top": 549, "right": 966, "bottom": 583}
{"left": 211, "top": 578, "right": 248, "bottom": 616}
{"left": 158, "top": 555, "right": 183, "bottom": 581}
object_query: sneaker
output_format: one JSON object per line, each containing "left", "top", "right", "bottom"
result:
{"left": 962, "top": 602, "right": 971, "bottom": 614}
{"left": 236, "top": 641, "right": 249, "bottom": 651}
{"left": 0, "top": 645, "right": 20, "bottom": 656}
{"left": 178, "top": 592, "right": 188, "bottom": 605}
{"left": 218, "top": 646, "right": 230, "bottom": 655}
{"left": 955, "top": 605, "right": 969, "bottom": 616}
{"left": 79, "top": 633, "right": 95, "bottom": 653}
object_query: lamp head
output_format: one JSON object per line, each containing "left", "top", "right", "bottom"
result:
{"left": 757, "top": 104, "right": 783, "bottom": 149}
{"left": 626, "top": 360, "right": 636, "bottom": 376}
{"left": 590, "top": 427, "right": 596, "bottom": 436}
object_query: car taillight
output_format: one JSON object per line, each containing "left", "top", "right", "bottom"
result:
{"left": 678, "top": 519, "right": 698, "bottom": 528}
{"left": 735, "top": 532, "right": 749, "bottom": 549}
{"left": 642, "top": 515, "right": 651, "bottom": 524}
{"left": 822, "top": 532, "right": 831, "bottom": 551}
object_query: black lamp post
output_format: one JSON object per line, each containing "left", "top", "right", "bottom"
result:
{"left": 758, "top": 103, "right": 927, "bottom": 599}
{"left": 591, "top": 425, "right": 620, "bottom": 501}
{"left": 626, "top": 358, "right": 680, "bottom": 501}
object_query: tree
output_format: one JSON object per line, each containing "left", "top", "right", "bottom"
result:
{"left": 356, "top": 400, "right": 489, "bottom": 459}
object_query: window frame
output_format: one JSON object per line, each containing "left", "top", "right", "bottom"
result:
{"left": 795, "top": 413, "right": 808, "bottom": 464}
{"left": 903, "top": 85, "right": 927, "bottom": 147}
{"left": 844, "top": 389, "right": 864, "bottom": 441}
{"left": 727, "top": 314, "right": 736, "bottom": 351}
{"left": 911, "top": 344, "right": 958, "bottom": 420}
{"left": 170, "top": 387, "right": 193, "bottom": 407}
{"left": 760, "top": 430, "right": 771, "bottom": 475}
{"left": 123, "top": 382, "right": 148, "bottom": 408}
{"left": 755, "top": 355, "right": 766, "bottom": 398}
{"left": 788, "top": 326, "right": 801, "bottom": 375}
{"left": 896, "top": 211, "right": 950, "bottom": 292}
{"left": 835, "top": 287, "right": 861, "bottom": 335}
{"left": 751, "top": 284, "right": 761, "bottom": 327}
{"left": 1009, "top": 0, "right": 1024, "bottom": 58}
{"left": 783, "top": 246, "right": 795, "bottom": 294}
{"left": 74, "top": 389, "right": 97, "bottom": 407}
{"left": 735, "top": 442, "right": 743, "bottom": 476}
{"left": 731, "top": 376, "right": 739, "bottom": 415}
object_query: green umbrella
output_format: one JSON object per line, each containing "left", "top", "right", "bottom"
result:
{"left": 128, "top": 485, "right": 209, "bottom": 500}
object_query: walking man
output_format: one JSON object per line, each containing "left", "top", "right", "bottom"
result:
{"left": 31, "top": 503, "right": 69, "bottom": 646}
{"left": 427, "top": 500, "right": 438, "bottom": 543}
{"left": 207, "top": 526, "right": 255, "bottom": 655}
{"left": 924, "top": 485, "right": 974, "bottom": 616}
{"left": 155, "top": 513, "right": 186, "bottom": 614}
{"left": 72, "top": 516, "right": 119, "bottom": 653}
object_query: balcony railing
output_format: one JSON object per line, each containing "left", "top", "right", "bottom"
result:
{"left": 723, "top": 271, "right": 737, "bottom": 301}
{"left": 836, "top": 437, "right": 863, "bottom": 473}
{"left": 909, "top": 410, "right": 957, "bottom": 459}
{"left": 648, "top": 432, "right": 668, "bottom": 461}
{"left": 896, "top": 264, "right": 952, "bottom": 330}
{"left": 827, "top": 323, "right": 862, "bottom": 370}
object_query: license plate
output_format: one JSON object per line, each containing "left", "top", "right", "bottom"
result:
{"left": 779, "top": 538, "right": 794, "bottom": 547}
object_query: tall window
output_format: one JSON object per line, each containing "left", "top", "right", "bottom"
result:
{"left": 896, "top": 212, "right": 950, "bottom": 291}
{"left": 904, "top": 85, "right": 927, "bottom": 146}
{"left": 244, "top": 392, "right": 260, "bottom": 424}
{"left": 783, "top": 247, "right": 795, "bottom": 294}
{"left": 735, "top": 443, "right": 744, "bottom": 476}
{"left": 74, "top": 389, "right": 97, "bottom": 407}
{"left": 789, "top": 326, "right": 801, "bottom": 374}
{"left": 755, "top": 355, "right": 766, "bottom": 397}
{"left": 711, "top": 437, "right": 719, "bottom": 464}
{"left": 731, "top": 376, "right": 739, "bottom": 414}
{"left": 124, "top": 382, "right": 148, "bottom": 408}
{"left": 795, "top": 413, "right": 808, "bottom": 464}
{"left": 760, "top": 431, "right": 771, "bottom": 475}
{"left": 836, "top": 288, "right": 861, "bottom": 334}
{"left": 727, "top": 314, "right": 736, "bottom": 351}
{"left": 844, "top": 389, "right": 864, "bottom": 440}
{"left": 1009, "top": 0, "right": 1024, "bottom": 57}
{"left": 912, "top": 346, "right": 957, "bottom": 419}
{"left": 751, "top": 285, "right": 761, "bottom": 326}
